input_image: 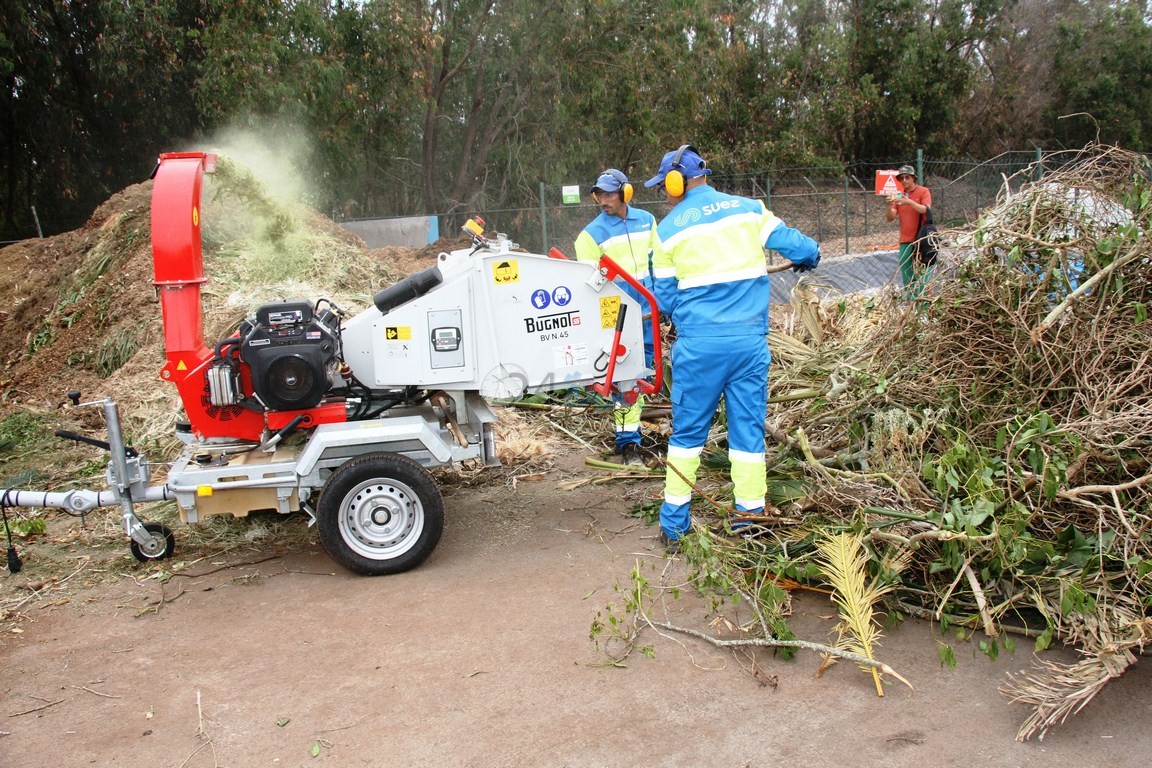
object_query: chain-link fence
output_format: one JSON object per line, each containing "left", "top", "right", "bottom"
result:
{"left": 0, "top": 149, "right": 1049, "bottom": 272}
{"left": 537, "top": 151, "right": 1042, "bottom": 250}
{"left": 420, "top": 150, "right": 1048, "bottom": 299}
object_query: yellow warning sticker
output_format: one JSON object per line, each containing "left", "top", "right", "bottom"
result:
{"left": 176, "top": 360, "right": 188, "bottom": 371}
{"left": 493, "top": 260, "right": 519, "bottom": 285}
{"left": 385, "top": 326, "right": 412, "bottom": 341}
{"left": 192, "top": 206, "right": 199, "bottom": 227}
{"left": 600, "top": 296, "right": 621, "bottom": 329}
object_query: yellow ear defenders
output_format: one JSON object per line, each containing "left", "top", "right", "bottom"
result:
{"left": 663, "top": 144, "right": 703, "bottom": 198}
{"left": 602, "top": 169, "right": 633, "bottom": 204}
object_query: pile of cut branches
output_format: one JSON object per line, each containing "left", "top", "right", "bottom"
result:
{"left": 626, "top": 145, "right": 1151, "bottom": 741}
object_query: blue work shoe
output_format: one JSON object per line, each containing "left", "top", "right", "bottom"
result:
{"left": 658, "top": 530, "right": 682, "bottom": 555}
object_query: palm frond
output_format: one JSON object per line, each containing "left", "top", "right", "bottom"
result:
{"left": 999, "top": 650, "right": 1136, "bottom": 741}
{"left": 815, "top": 531, "right": 900, "bottom": 696}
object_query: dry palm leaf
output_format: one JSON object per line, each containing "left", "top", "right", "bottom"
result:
{"left": 789, "top": 280, "right": 826, "bottom": 345}
{"left": 815, "top": 532, "right": 904, "bottom": 696}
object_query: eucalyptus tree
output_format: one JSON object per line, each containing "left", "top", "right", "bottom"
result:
{"left": 0, "top": 0, "right": 206, "bottom": 238}
{"left": 1043, "top": 1, "right": 1152, "bottom": 149}
{"left": 543, "top": 0, "right": 730, "bottom": 185}
{"left": 408, "top": 0, "right": 610, "bottom": 213}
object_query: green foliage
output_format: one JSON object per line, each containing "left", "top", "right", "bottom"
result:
{"left": 589, "top": 560, "right": 655, "bottom": 665}
{"left": 922, "top": 431, "right": 1003, "bottom": 533}
{"left": 1, "top": 0, "right": 206, "bottom": 238}
{"left": 682, "top": 531, "right": 798, "bottom": 657}
{"left": 94, "top": 327, "right": 139, "bottom": 378}
{"left": 0, "top": 411, "right": 54, "bottom": 454}
{"left": 977, "top": 637, "right": 999, "bottom": 661}
{"left": 28, "top": 289, "right": 87, "bottom": 357}
{"left": 629, "top": 499, "right": 661, "bottom": 526}
{"left": 1046, "top": 3, "right": 1152, "bottom": 149}
{"left": 997, "top": 413, "right": 1077, "bottom": 503}
{"left": 1034, "top": 626, "right": 1054, "bottom": 652}
{"left": 8, "top": 515, "right": 47, "bottom": 538}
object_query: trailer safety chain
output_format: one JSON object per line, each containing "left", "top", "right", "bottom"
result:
{"left": 1, "top": 489, "right": 24, "bottom": 574}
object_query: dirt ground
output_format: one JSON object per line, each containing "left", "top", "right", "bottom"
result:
{"left": 2, "top": 449, "right": 1150, "bottom": 768}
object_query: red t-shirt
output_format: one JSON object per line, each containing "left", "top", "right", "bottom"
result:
{"left": 897, "top": 185, "right": 932, "bottom": 243}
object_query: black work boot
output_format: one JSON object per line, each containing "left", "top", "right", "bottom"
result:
{"left": 620, "top": 443, "right": 645, "bottom": 467}
{"left": 658, "top": 530, "right": 681, "bottom": 555}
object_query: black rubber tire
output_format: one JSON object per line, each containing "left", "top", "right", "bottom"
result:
{"left": 316, "top": 452, "right": 444, "bottom": 576}
{"left": 130, "top": 522, "right": 176, "bottom": 562}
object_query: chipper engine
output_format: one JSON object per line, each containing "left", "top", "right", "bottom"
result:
{"left": 0, "top": 152, "right": 660, "bottom": 575}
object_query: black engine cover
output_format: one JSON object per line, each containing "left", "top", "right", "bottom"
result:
{"left": 240, "top": 301, "right": 339, "bottom": 411}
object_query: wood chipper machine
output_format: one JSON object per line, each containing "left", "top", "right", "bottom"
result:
{"left": 0, "top": 152, "right": 661, "bottom": 575}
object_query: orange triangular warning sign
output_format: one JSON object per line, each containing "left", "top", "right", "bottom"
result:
{"left": 177, "top": 360, "right": 187, "bottom": 371}
{"left": 875, "top": 170, "right": 901, "bottom": 195}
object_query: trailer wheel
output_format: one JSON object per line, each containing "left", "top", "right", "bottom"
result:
{"left": 316, "top": 452, "right": 444, "bottom": 576}
{"left": 130, "top": 522, "right": 176, "bottom": 562}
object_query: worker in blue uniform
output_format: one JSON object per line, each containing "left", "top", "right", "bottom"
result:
{"left": 574, "top": 169, "right": 664, "bottom": 467}
{"left": 644, "top": 145, "right": 820, "bottom": 550}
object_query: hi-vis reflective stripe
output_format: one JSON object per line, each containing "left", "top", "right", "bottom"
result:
{"left": 758, "top": 212, "right": 782, "bottom": 242}
{"left": 652, "top": 266, "right": 677, "bottom": 279}
{"left": 679, "top": 265, "right": 767, "bottom": 290}
{"left": 661, "top": 210, "right": 763, "bottom": 250}
{"left": 729, "top": 448, "right": 766, "bottom": 463}
{"left": 600, "top": 230, "right": 653, "bottom": 251}
{"left": 664, "top": 492, "right": 692, "bottom": 505}
{"left": 667, "top": 444, "right": 704, "bottom": 458}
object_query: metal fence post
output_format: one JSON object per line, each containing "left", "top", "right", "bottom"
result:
{"left": 848, "top": 175, "right": 868, "bottom": 240}
{"left": 765, "top": 177, "right": 774, "bottom": 267}
{"left": 843, "top": 176, "right": 850, "bottom": 254}
{"left": 539, "top": 182, "right": 548, "bottom": 252}
{"left": 803, "top": 177, "right": 822, "bottom": 241}
{"left": 916, "top": 148, "right": 924, "bottom": 183}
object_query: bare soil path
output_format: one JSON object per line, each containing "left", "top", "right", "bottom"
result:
{"left": 2, "top": 453, "right": 1149, "bottom": 767}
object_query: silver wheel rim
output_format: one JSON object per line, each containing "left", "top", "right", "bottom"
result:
{"left": 337, "top": 478, "right": 424, "bottom": 560}
{"left": 137, "top": 529, "right": 168, "bottom": 558}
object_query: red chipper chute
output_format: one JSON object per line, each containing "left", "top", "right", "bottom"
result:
{"left": 150, "top": 152, "right": 265, "bottom": 440}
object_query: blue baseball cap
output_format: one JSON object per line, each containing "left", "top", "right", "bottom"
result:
{"left": 591, "top": 169, "right": 628, "bottom": 194}
{"left": 644, "top": 146, "right": 712, "bottom": 188}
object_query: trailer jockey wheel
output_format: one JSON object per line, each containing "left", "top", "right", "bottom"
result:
{"left": 316, "top": 452, "right": 444, "bottom": 576}
{"left": 130, "top": 522, "right": 176, "bottom": 562}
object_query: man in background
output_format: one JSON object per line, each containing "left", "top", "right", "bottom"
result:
{"left": 574, "top": 169, "right": 662, "bottom": 467}
{"left": 885, "top": 164, "right": 933, "bottom": 299}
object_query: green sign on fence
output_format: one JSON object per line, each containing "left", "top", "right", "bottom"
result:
{"left": 561, "top": 185, "right": 581, "bottom": 204}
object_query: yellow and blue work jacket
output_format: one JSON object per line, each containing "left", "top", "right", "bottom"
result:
{"left": 573, "top": 205, "right": 662, "bottom": 284}
{"left": 652, "top": 185, "right": 819, "bottom": 336}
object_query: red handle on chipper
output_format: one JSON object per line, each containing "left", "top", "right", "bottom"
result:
{"left": 596, "top": 254, "right": 663, "bottom": 396}
{"left": 591, "top": 303, "right": 628, "bottom": 398}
